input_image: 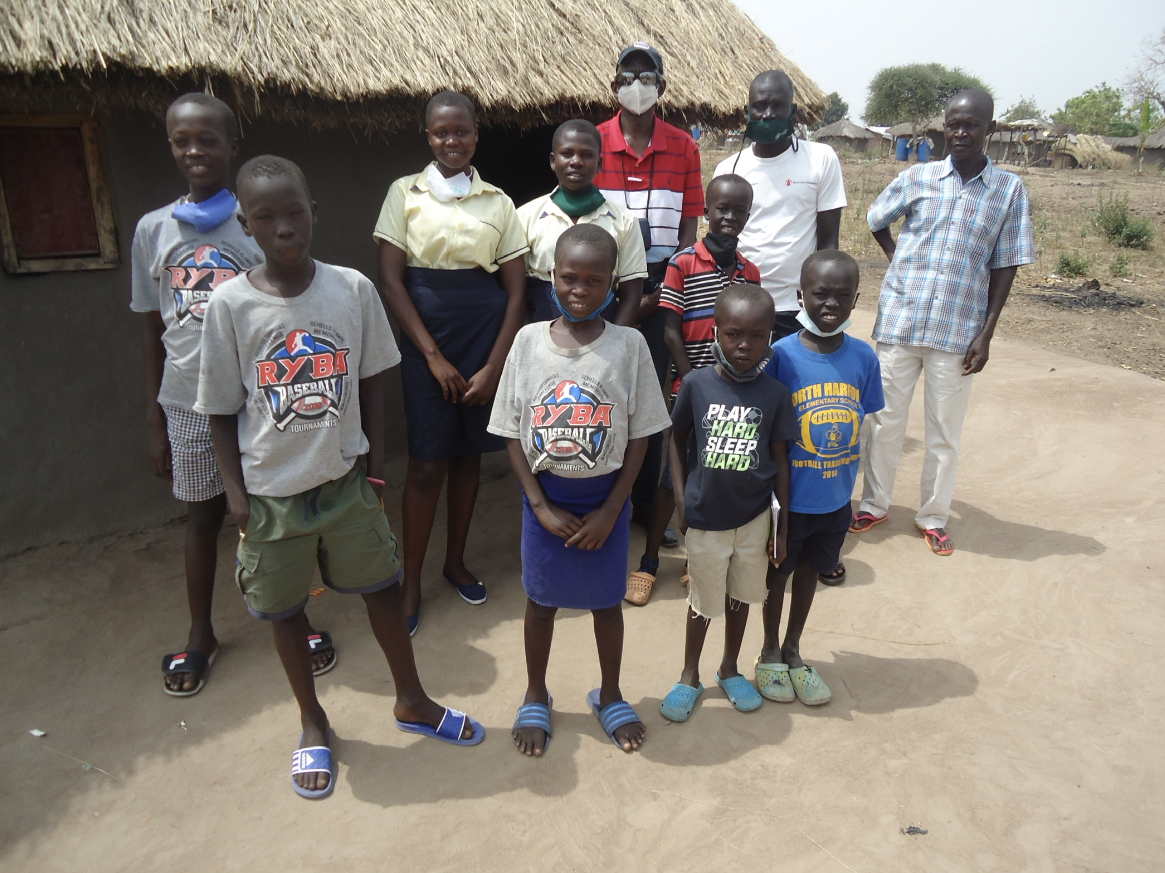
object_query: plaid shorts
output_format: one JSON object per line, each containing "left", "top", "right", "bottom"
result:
{"left": 163, "top": 405, "right": 225, "bottom": 502}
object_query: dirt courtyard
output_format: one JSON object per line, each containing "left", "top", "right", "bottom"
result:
{"left": 4, "top": 309, "right": 1162, "bottom": 872}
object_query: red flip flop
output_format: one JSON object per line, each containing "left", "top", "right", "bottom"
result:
{"left": 922, "top": 528, "right": 954, "bottom": 556}
{"left": 849, "top": 511, "right": 887, "bottom": 533}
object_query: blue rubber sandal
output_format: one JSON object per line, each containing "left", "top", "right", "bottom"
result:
{"left": 395, "top": 706, "right": 485, "bottom": 746}
{"left": 715, "top": 672, "right": 763, "bottom": 712}
{"left": 291, "top": 729, "right": 335, "bottom": 800}
{"left": 406, "top": 595, "right": 421, "bottom": 637}
{"left": 587, "top": 689, "right": 644, "bottom": 751}
{"left": 443, "top": 572, "right": 487, "bottom": 605}
{"left": 512, "top": 693, "right": 553, "bottom": 754}
{"left": 660, "top": 682, "right": 704, "bottom": 722}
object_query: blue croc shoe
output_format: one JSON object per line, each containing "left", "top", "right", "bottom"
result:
{"left": 443, "top": 572, "right": 488, "bottom": 605}
{"left": 660, "top": 682, "right": 703, "bottom": 722}
{"left": 715, "top": 672, "right": 763, "bottom": 712}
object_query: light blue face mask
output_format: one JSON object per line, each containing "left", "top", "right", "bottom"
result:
{"left": 552, "top": 287, "right": 615, "bottom": 322}
{"left": 797, "top": 307, "right": 851, "bottom": 338}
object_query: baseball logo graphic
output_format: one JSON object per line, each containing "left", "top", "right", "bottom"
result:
{"left": 528, "top": 380, "right": 615, "bottom": 470}
{"left": 167, "top": 245, "right": 243, "bottom": 327}
{"left": 255, "top": 329, "right": 350, "bottom": 432}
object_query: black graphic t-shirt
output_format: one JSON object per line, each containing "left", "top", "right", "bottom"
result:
{"left": 670, "top": 365, "right": 797, "bottom": 531}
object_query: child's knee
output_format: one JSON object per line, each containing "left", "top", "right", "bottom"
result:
{"left": 186, "top": 495, "right": 226, "bottom": 536}
{"left": 591, "top": 603, "right": 623, "bottom": 622}
{"left": 363, "top": 581, "right": 402, "bottom": 609}
{"left": 408, "top": 458, "right": 449, "bottom": 491}
{"left": 526, "top": 600, "right": 557, "bottom": 621}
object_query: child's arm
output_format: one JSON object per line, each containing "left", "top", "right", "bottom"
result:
{"left": 567, "top": 436, "right": 647, "bottom": 551}
{"left": 768, "top": 438, "right": 791, "bottom": 567}
{"left": 662, "top": 309, "right": 691, "bottom": 385}
{"left": 670, "top": 424, "right": 690, "bottom": 533}
{"left": 208, "top": 415, "right": 249, "bottom": 533}
{"left": 462, "top": 257, "right": 526, "bottom": 406}
{"left": 142, "top": 312, "right": 171, "bottom": 481}
{"left": 613, "top": 278, "right": 643, "bottom": 328}
{"left": 503, "top": 439, "right": 582, "bottom": 539}
{"left": 359, "top": 372, "right": 385, "bottom": 499}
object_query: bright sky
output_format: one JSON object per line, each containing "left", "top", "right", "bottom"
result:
{"left": 735, "top": 1, "right": 1162, "bottom": 123}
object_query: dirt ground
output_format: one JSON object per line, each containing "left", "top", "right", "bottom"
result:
{"left": 4, "top": 309, "right": 1163, "bottom": 872}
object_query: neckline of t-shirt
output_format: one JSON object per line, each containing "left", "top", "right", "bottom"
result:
{"left": 540, "top": 319, "right": 611, "bottom": 357}
{"left": 238, "top": 259, "right": 323, "bottom": 305}
{"left": 785, "top": 331, "right": 852, "bottom": 360}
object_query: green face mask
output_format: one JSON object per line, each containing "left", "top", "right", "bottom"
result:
{"left": 744, "top": 115, "right": 795, "bottom": 145}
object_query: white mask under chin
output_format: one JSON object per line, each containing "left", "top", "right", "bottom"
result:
{"left": 796, "top": 307, "right": 851, "bottom": 338}
{"left": 426, "top": 162, "right": 472, "bottom": 202}
{"left": 618, "top": 81, "right": 659, "bottom": 115}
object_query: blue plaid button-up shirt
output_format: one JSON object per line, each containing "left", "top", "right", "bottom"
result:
{"left": 868, "top": 156, "right": 1035, "bottom": 355}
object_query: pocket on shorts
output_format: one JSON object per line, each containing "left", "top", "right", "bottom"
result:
{"left": 235, "top": 543, "right": 261, "bottom": 594}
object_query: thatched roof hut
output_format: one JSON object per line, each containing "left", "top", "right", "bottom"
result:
{"left": 1, "top": 0, "right": 825, "bottom": 130}
{"left": 812, "top": 119, "right": 880, "bottom": 152}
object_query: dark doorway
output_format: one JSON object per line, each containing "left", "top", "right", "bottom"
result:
{"left": 474, "top": 124, "right": 557, "bottom": 206}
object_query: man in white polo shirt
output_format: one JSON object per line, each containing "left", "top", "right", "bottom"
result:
{"left": 714, "top": 70, "right": 847, "bottom": 338}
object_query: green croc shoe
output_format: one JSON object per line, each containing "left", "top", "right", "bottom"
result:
{"left": 788, "top": 665, "right": 832, "bottom": 706}
{"left": 754, "top": 659, "right": 795, "bottom": 703}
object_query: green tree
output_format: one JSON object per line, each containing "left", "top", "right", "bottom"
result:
{"left": 864, "top": 63, "right": 992, "bottom": 140}
{"left": 819, "top": 92, "right": 849, "bottom": 128}
{"left": 1003, "top": 96, "right": 1043, "bottom": 121}
{"left": 1051, "top": 84, "right": 1128, "bottom": 135}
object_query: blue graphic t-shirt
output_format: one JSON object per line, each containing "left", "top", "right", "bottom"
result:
{"left": 764, "top": 334, "right": 885, "bottom": 514}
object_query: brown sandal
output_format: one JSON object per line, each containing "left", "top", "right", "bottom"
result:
{"left": 624, "top": 570, "right": 656, "bottom": 606}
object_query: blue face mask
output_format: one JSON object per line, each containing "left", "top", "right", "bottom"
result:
{"left": 172, "top": 188, "right": 238, "bottom": 233}
{"left": 553, "top": 287, "right": 615, "bottom": 322}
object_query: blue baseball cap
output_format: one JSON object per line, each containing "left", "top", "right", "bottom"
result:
{"left": 617, "top": 42, "right": 664, "bottom": 76}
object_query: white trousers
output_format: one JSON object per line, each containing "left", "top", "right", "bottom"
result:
{"left": 859, "top": 343, "right": 974, "bottom": 531}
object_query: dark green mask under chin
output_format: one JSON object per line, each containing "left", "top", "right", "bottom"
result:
{"left": 550, "top": 184, "right": 607, "bottom": 218}
{"left": 745, "top": 116, "right": 795, "bottom": 146}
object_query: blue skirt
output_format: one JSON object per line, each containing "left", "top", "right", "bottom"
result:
{"left": 521, "top": 470, "right": 630, "bottom": 610}
{"left": 525, "top": 277, "right": 620, "bottom": 324}
{"left": 400, "top": 267, "right": 507, "bottom": 460}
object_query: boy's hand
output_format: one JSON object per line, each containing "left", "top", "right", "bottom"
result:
{"left": 228, "top": 493, "right": 250, "bottom": 535}
{"left": 145, "top": 416, "right": 173, "bottom": 481}
{"left": 426, "top": 353, "right": 469, "bottom": 402}
{"left": 767, "top": 531, "right": 788, "bottom": 568}
{"left": 566, "top": 503, "right": 620, "bottom": 551}
{"left": 462, "top": 363, "right": 500, "bottom": 406}
{"left": 532, "top": 500, "right": 583, "bottom": 540}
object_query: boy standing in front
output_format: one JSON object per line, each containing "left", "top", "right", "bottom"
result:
{"left": 198, "top": 156, "right": 483, "bottom": 800}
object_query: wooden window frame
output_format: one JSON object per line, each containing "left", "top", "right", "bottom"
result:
{"left": 0, "top": 114, "right": 119, "bottom": 274}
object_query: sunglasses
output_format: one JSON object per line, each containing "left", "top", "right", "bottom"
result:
{"left": 616, "top": 71, "right": 661, "bottom": 87}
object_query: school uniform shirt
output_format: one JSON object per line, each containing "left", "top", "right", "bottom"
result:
{"left": 130, "top": 202, "right": 262, "bottom": 410}
{"left": 487, "top": 322, "right": 670, "bottom": 478}
{"left": 194, "top": 262, "right": 400, "bottom": 498}
{"left": 372, "top": 163, "right": 528, "bottom": 271}
{"left": 596, "top": 113, "right": 704, "bottom": 264}
{"left": 658, "top": 240, "right": 762, "bottom": 394}
{"left": 671, "top": 366, "right": 797, "bottom": 532}
{"left": 517, "top": 190, "right": 648, "bottom": 284}
{"left": 713, "top": 141, "right": 847, "bottom": 312}
{"left": 764, "top": 334, "right": 885, "bottom": 515}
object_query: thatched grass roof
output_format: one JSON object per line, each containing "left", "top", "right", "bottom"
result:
{"left": 0, "top": 0, "right": 825, "bottom": 132}
{"left": 813, "top": 119, "right": 879, "bottom": 140}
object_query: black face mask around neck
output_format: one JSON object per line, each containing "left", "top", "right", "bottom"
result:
{"left": 703, "top": 233, "right": 740, "bottom": 274}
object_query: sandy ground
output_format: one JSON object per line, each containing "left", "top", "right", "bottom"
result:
{"left": 4, "top": 309, "right": 1164, "bottom": 872}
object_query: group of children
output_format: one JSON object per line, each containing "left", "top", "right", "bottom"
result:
{"left": 133, "top": 84, "right": 882, "bottom": 796}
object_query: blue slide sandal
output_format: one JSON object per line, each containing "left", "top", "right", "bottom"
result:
{"left": 291, "top": 729, "right": 335, "bottom": 800}
{"left": 395, "top": 706, "right": 485, "bottom": 746}
{"left": 587, "top": 689, "right": 644, "bottom": 751}
{"left": 512, "top": 693, "right": 553, "bottom": 754}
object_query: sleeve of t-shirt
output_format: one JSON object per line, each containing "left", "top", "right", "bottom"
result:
{"left": 860, "top": 346, "right": 886, "bottom": 415}
{"left": 987, "top": 181, "right": 1037, "bottom": 269}
{"left": 486, "top": 333, "right": 525, "bottom": 439}
{"left": 357, "top": 276, "right": 401, "bottom": 377}
{"left": 670, "top": 377, "right": 694, "bottom": 435}
{"left": 657, "top": 256, "right": 687, "bottom": 314}
{"left": 193, "top": 292, "right": 246, "bottom": 416}
{"left": 770, "top": 382, "right": 799, "bottom": 443}
{"left": 616, "top": 211, "right": 649, "bottom": 283}
{"left": 681, "top": 140, "right": 705, "bottom": 218}
{"left": 867, "top": 171, "right": 908, "bottom": 232}
{"left": 628, "top": 332, "right": 672, "bottom": 439}
{"left": 129, "top": 217, "right": 161, "bottom": 313}
{"left": 494, "top": 196, "right": 531, "bottom": 266}
{"left": 816, "top": 147, "right": 848, "bottom": 211}
{"left": 742, "top": 259, "right": 762, "bottom": 284}
{"left": 372, "top": 177, "right": 409, "bottom": 249}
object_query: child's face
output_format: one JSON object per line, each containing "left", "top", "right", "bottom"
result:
{"left": 550, "top": 131, "right": 600, "bottom": 192}
{"left": 237, "top": 175, "right": 316, "bottom": 268}
{"left": 427, "top": 105, "right": 477, "bottom": 173}
{"left": 553, "top": 245, "right": 616, "bottom": 319}
{"left": 715, "top": 301, "right": 772, "bottom": 372}
{"left": 798, "top": 261, "right": 859, "bottom": 332}
{"left": 705, "top": 184, "right": 751, "bottom": 237}
{"left": 167, "top": 104, "right": 236, "bottom": 191}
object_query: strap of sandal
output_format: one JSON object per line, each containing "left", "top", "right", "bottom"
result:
{"left": 291, "top": 745, "right": 332, "bottom": 776}
{"left": 599, "top": 701, "right": 641, "bottom": 736}
{"left": 514, "top": 703, "right": 553, "bottom": 734}
{"left": 435, "top": 707, "right": 469, "bottom": 741}
{"left": 161, "top": 651, "right": 209, "bottom": 677}
{"left": 307, "top": 631, "right": 333, "bottom": 652}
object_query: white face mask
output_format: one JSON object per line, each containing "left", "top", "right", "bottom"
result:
{"left": 618, "top": 80, "right": 659, "bottom": 115}
{"left": 796, "top": 307, "right": 851, "bottom": 338}
{"left": 426, "top": 162, "right": 472, "bottom": 202}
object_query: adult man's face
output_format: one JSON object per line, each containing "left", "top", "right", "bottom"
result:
{"left": 944, "top": 98, "right": 995, "bottom": 162}
{"left": 611, "top": 52, "right": 666, "bottom": 100}
{"left": 747, "top": 76, "right": 796, "bottom": 121}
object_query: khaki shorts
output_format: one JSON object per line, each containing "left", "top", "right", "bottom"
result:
{"left": 235, "top": 464, "right": 401, "bottom": 620}
{"left": 685, "top": 508, "right": 771, "bottom": 619}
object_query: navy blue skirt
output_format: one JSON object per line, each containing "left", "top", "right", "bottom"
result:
{"left": 400, "top": 267, "right": 507, "bottom": 461}
{"left": 522, "top": 471, "right": 630, "bottom": 610}
{"left": 525, "top": 277, "right": 620, "bottom": 324}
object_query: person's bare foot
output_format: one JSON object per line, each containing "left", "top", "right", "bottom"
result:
{"left": 163, "top": 628, "right": 217, "bottom": 693}
{"left": 599, "top": 688, "right": 645, "bottom": 752}
{"left": 513, "top": 689, "right": 550, "bottom": 757}
{"left": 394, "top": 695, "right": 475, "bottom": 740}
{"left": 295, "top": 718, "right": 331, "bottom": 793}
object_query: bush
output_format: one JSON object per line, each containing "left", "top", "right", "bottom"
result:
{"left": 1111, "top": 254, "right": 1130, "bottom": 277}
{"left": 1094, "top": 194, "right": 1156, "bottom": 250}
{"left": 1119, "top": 218, "right": 1155, "bottom": 250}
{"left": 1057, "top": 253, "right": 1090, "bottom": 277}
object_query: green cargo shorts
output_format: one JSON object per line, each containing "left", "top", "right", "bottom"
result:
{"left": 235, "top": 464, "right": 401, "bottom": 620}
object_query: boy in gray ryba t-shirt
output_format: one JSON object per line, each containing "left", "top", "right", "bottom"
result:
{"left": 197, "top": 156, "right": 484, "bottom": 800}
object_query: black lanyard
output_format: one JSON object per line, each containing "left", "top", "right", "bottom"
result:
{"left": 621, "top": 148, "right": 656, "bottom": 235}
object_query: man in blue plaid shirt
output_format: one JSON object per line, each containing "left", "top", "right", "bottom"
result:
{"left": 850, "top": 89, "right": 1035, "bottom": 556}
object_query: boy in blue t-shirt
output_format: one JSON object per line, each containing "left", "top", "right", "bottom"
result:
{"left": 755, "top": 250, "right": 883, "bottom": 707}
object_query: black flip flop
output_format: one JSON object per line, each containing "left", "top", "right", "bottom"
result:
{"left": 308, "top": 631, "right": 337, "bottom": 676}
{"left": 161, "top": 649, "right": 217, "bottom": 697}
{"left": 818, "top": 562, "right": 846, "bottom": 586}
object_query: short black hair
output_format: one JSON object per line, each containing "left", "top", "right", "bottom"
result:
{"left": 749, "top": 70, "right": 794, "bottom": 98}
{"left": 236, "top": 155, "right": 312, "bottom": 205}
{"left": 553, "top": 119, "right": 603, "bottom": 153}
{"left": 555, "top": 223, "right": 618, "bottom": 274}
{"left": 707, "top": 174, "right": 753, "bottom": 207}
{"left": 425, "top": 90, "right": 477, "bottom": 126}
{"left": 800, "top": 249, "right": 860, "bottom": 287}
{"left": 167, "top": 92, "right": 238, "bottom": 140}
{"left": 947, "top": 88, "right": 995, "bottom": 120}
{"left": 714, "top": 282, "right": 773, "bottom": 324}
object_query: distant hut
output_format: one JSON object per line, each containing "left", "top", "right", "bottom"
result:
{"left": 886, "top": 114, "right": 945, "bottom": 159}
{"left": 812, "top": 119, "right": 880, "bottom": 153}
{"left": 0, "top": 0, "right": 825, "bottom": 554}
{"left": 987, "top": 119, "right": 1056, "bottom": 166}
{"left": 1106, "top": 129, "right": 1165, "bottom": 171}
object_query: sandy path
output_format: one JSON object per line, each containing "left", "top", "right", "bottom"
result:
{"left": 3, "top": 311, "right": 1163, "bottom": 872}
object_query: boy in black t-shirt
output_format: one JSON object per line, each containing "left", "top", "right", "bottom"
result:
{"left": 660, "top": 284, "right": 796, "bottom": 722}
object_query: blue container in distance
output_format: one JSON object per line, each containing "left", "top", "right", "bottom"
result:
{"left": 895, "top": 137, "right": 909, "bottom": 161}
{"left": 917, "top": 139, "right": 932, "bottom": 162}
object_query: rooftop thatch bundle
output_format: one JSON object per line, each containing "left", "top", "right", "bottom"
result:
{"left": 1106, "top": 129, "right": 1165, "bottom": 150}
{"left": 813, "top": 119, "right": 880, "bottom": 141}
{"left": 0, "top": 0, "right": 824, "bottom": 132}
{"left": 886, "top": 115, "right": 945, "bottom": 138}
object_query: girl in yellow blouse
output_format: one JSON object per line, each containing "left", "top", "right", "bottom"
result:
{"left": 375, "top": 90, "right": 528, "bottom": 633}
